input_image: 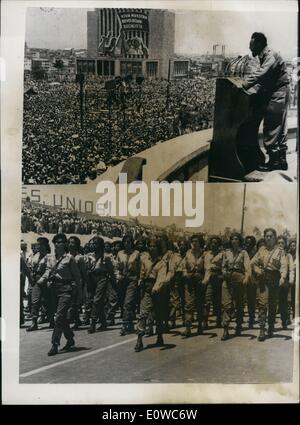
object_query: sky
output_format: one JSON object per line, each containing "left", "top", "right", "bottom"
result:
{"left": 25, "top": 7, "right": 298, "bottom": 59}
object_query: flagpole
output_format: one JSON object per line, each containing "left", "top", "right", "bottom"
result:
{"left": 240, "top": 184, "right": 246, "bottom": 236}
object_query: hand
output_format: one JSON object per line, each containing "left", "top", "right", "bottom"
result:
{"left": 279, "top": 278, "right": 286, "bottom": 287}
{"left": 242, "top": 277, "right": 248, "bottom": 285}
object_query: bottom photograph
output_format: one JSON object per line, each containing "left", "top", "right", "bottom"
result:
{"left": 19, "top": 183, "right": 297, "bottom": 384}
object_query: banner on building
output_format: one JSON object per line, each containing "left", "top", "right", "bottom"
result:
{"left": 117, "top": 10, "right": 149, "bottom": 32}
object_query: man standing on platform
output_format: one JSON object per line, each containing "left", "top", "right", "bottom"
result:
{"left": 243, "top": 32, "right": 290, "bottom": 172}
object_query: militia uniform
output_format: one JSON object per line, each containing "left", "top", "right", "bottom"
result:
{"left": 252, "top": 245, "right": 287, "bottom": 339}
{"left": 287, "top": 252, "right": 296, "bottom": 320}
{"left": 117, "top": 249, "right": 140, "bottom": 335}
{"left": 221, "top": 249, "right": 251, "bottom": 338}
{"left": 181, "top": 249, "right": 205, "bottom": 336}
{"left": 27, "top": 252, "right": 54, "bottom": 331}
{"left": 20, "top": 253, "right": 31, "bottom": 326}
{"left": 202, "top": 249, "right": 224, "bottom": 328}
{"left": 39, "top": 252, "right": 81, "bottom": 353}
{"left": 244, "top": 46, "right": 290, "bottom": 169}
{"left": 168, "top": 251, "right": 186, "bottom": 327}
{"left": 71, "top": 253, "right": 87, "bottom": 329}
{"left": 245, "top": 247, "right": 258, "bottom": 328}
{"left": 87, "top": 253, "right": 115, "bottom": 333}
{"left": 135, "top": 254, "right": 168, "bottom": 351}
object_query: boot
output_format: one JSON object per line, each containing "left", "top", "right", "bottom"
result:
{"left": 221, "top": 327, "right": 229, "bottom": 341}
{"left": 197, "top": 324, "right": 203, "bottom": 335}
{"left": 120, "top": 325, "right": 127, "bottom": 336}
{"left": 127, "top": 323, "right": 135, "bottom": 334}
{"left": 258, "top": 327, "right": 265, "bottom": 342}
{"left": 145, "top": 325, "right": 154, "bottom": 337}
{"left": 258, "top": 152, "right": 288, "bottom": 172}
{"left": 282, "top": 321, "right": 287, "bottom": 330}
{"left": 26, "top": 318, "right": 38, "bottom": 332}
{"left": 38, "top": 316, "right": 47, "bottom": 325}
{"left": 248, "top": 318, "right": 254, "bottom": 329}
{"left": 216, "top": 318, "right": 222, "bottom": 328}
{"left": 61, "top": 337, "right": 75, "bottom": 351}
{"left": 268, "top": 326, "right": 274, "bottom": 338}
{"left": 181, "top": 326, "right": 191, "bottom": 337}
{"left": 169, "top": 320, "right": 176, "bottom": 330}
{"left": 97, "top": 323, "right": 108, "bottom": 332}
{"left": 72, "top": 320, "right": 82, "bottom": 330}
{"left": 88, "top": 322, "right": 96, "bottom": 334}
{"left": 202, "top": 319, "right": 208, "bottom": 330}
{"left": 134, "top": 335, "right": 143, "bottom": 352}
{"left": 235, "top": 325, "right": 242, "bottom": 336}
{"left": 49, "top": 318, "right": 55, "bottom": 329}
{"left": 155, "top": 334, "right": 164, "bottom": 347}
{"left": 47, "top": 344, "right": 58, "bottom": 356}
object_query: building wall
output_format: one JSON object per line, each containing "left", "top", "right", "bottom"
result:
{"left": 148, "top": 9, "right": 175, "bottom": 79}
{"left": 87, "top": 11, "right": 98, "bottom": 57}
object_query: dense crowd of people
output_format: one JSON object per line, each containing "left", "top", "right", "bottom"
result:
{"left": 21, "top": 224, "right": 296, "bottom": 356}
{"left": 22, "top": 76, "right": 215, "bottom": 184}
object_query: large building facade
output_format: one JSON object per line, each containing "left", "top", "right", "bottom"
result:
{"left": 76, "top": 8, "right": 188, "bottom": 79}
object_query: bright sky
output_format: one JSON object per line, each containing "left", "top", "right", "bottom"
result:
{"left": 25, "top": 7, "right": 298, "bottom": 59}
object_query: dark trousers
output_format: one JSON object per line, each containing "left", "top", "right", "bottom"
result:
{"left": 51, "top": 291, "right": 74, "bottom": 345}
{"left": 184, "top": 277, "right": 206, "bottom": 327}
{"left": 257, "top": 270, "right": 280, "bottom": 329}
{"left": 279, "top": 284, "right": 289, "bottom": 325}
{"left": 169, "top": 280, "right": 181, "bottom": 322}
{"left": 31, "top": 283, "right": 55, "bottom": 321}
{"left": 262, "top": 86, "right": 289, "bottom": 157}
{"left": 136, "top": 280, "right": 154, "bottom": 336}
{"left": 246, "top": 282, "right": 257, "bottom": 322}
{"left": 222, "top": 273, "right": 245, "bottom": 328}
{"left": 20, "top": 275, "right": 26, "bottom": 324}
{"left": 91, "top": 277, "right": 108, "bottom": 325}
{"left": 204, "top": 273, "right": 222, "bottom": 323}
{"left": 121, "top": 278, "right": 137, "bottom": 327}
{"left": 106, "top": 280, "right": 119, "bottom": 321}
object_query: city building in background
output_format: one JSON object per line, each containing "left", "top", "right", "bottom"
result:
{"left": 76, "top": 8, "right": 189, "bottom": 80}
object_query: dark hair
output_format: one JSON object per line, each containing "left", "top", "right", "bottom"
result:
{"left": 52, "top": 233, "right": 67, "bottom": 245}
{"left": 68, "top": 236, "right": 81, "bottom": 250}
{"left": 122, "top": 234, "right": 135, "bottom": 248}
{"left": 288, "top": 238, "right": 296, "bottom": 249}
{"left": 230, "top": 232, "right": 244, "bottom": 247}
{"left": 245, "top": 235, "right": 257, "bottom": 249}
{"left": 37, "top": 237, "right": 51, "bottom": 253}
{"left": 209, "top": 235, "right": 222, "bottom": 248}
{"left": 190, "top": 233, "right": 205, "bottom": 248}
{"left": 148, "top": 236, "right": 163, "bottom": 257}
{"left": 264, "top": 228, "right": 277, "bottom": 239}
{"left": 91, "top": 236, "right": 104, "bottom": 252}
{"left": 277, "top": 235, "right": 287, "bottom": 249}
{"left": 251, "top": 32, "right": 267, "bottom": 48}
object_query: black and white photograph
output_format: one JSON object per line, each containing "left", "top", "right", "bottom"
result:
{"left": 1, "top": 0, "right": 299, "bottom": 405}
{"left": 21, "top": 5, "right": 298, "bottom": 184}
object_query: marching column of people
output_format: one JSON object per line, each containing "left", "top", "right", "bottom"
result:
{"left": 20, "top": 228, "right": 297, "bottom": 355}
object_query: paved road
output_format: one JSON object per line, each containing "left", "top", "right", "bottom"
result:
{"left": 20, "top": 314, "right": 295, "bottom": 384}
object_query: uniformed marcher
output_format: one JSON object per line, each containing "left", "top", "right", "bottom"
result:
{"left": 27, "top": 237, "right": 53, "bottom": 331}
{"left": 252, "top": 228, "right": 287, "bottom": 341}
{"left": 221, "top": 233, "right": 250, "bottom": 340}
{"left": 117, "top": 234, "right": 140, "bottom": 336}
{"left": 202, "top": 236, "right": 224, "bottom": 329}
{"left": 243, "top": 32, "right": 290, "bottom": 171}
{"left": 87, "top": 236, "right": 115, "bottom": 334}
{"left": 68, "top": 236, "right": 87, "bottom": 330}
{"left": 277, "top": 235, "right": 289, "bottom": 330}
{"left": 20, "top": 240, "right": 31, "bottom": 327}
{"left": 181, "top": 234, "right": 205, "bottom": 337}
{"left": 168, "top": 238, "right": 189, "bottom": 328}
{"left": 38, "top": 233, "right": 81, "bottom": 356}
{"left": 287, "top": 239, "right": 296, "bottom": 321}
{"left": 244, "top": 235, "right": 257, "bottom": 329}
{"left": 135, "top": 237, "right": 168, "bottom": 352}
{"left": 106, "top": 239, "right": 122, "bottom": 326}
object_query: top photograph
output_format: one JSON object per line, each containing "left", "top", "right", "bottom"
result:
{"left": 22, "top": 6, "right": 298, "bottom": 184}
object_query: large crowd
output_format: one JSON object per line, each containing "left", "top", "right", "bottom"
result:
{"left": 21, "top": 216, "right": 296, "bottom": 355}
{"left": 22, "top": 76, "right": 215, "bottom": 184}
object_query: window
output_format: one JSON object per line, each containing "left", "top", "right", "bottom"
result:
{"left": 146, "top": 62, "right": 158, "bottom": 78}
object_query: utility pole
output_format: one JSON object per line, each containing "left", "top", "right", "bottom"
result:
{"left": 240, "top": 184, "right": 247, "bottom": 236}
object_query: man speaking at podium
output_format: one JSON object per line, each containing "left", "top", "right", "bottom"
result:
{"left": 242, "top": 32, "right": 290, "bottom": 172}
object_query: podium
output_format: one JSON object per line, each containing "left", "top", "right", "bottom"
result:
{"left": 209, "top": 77, "right": 264, "bottom": 181}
